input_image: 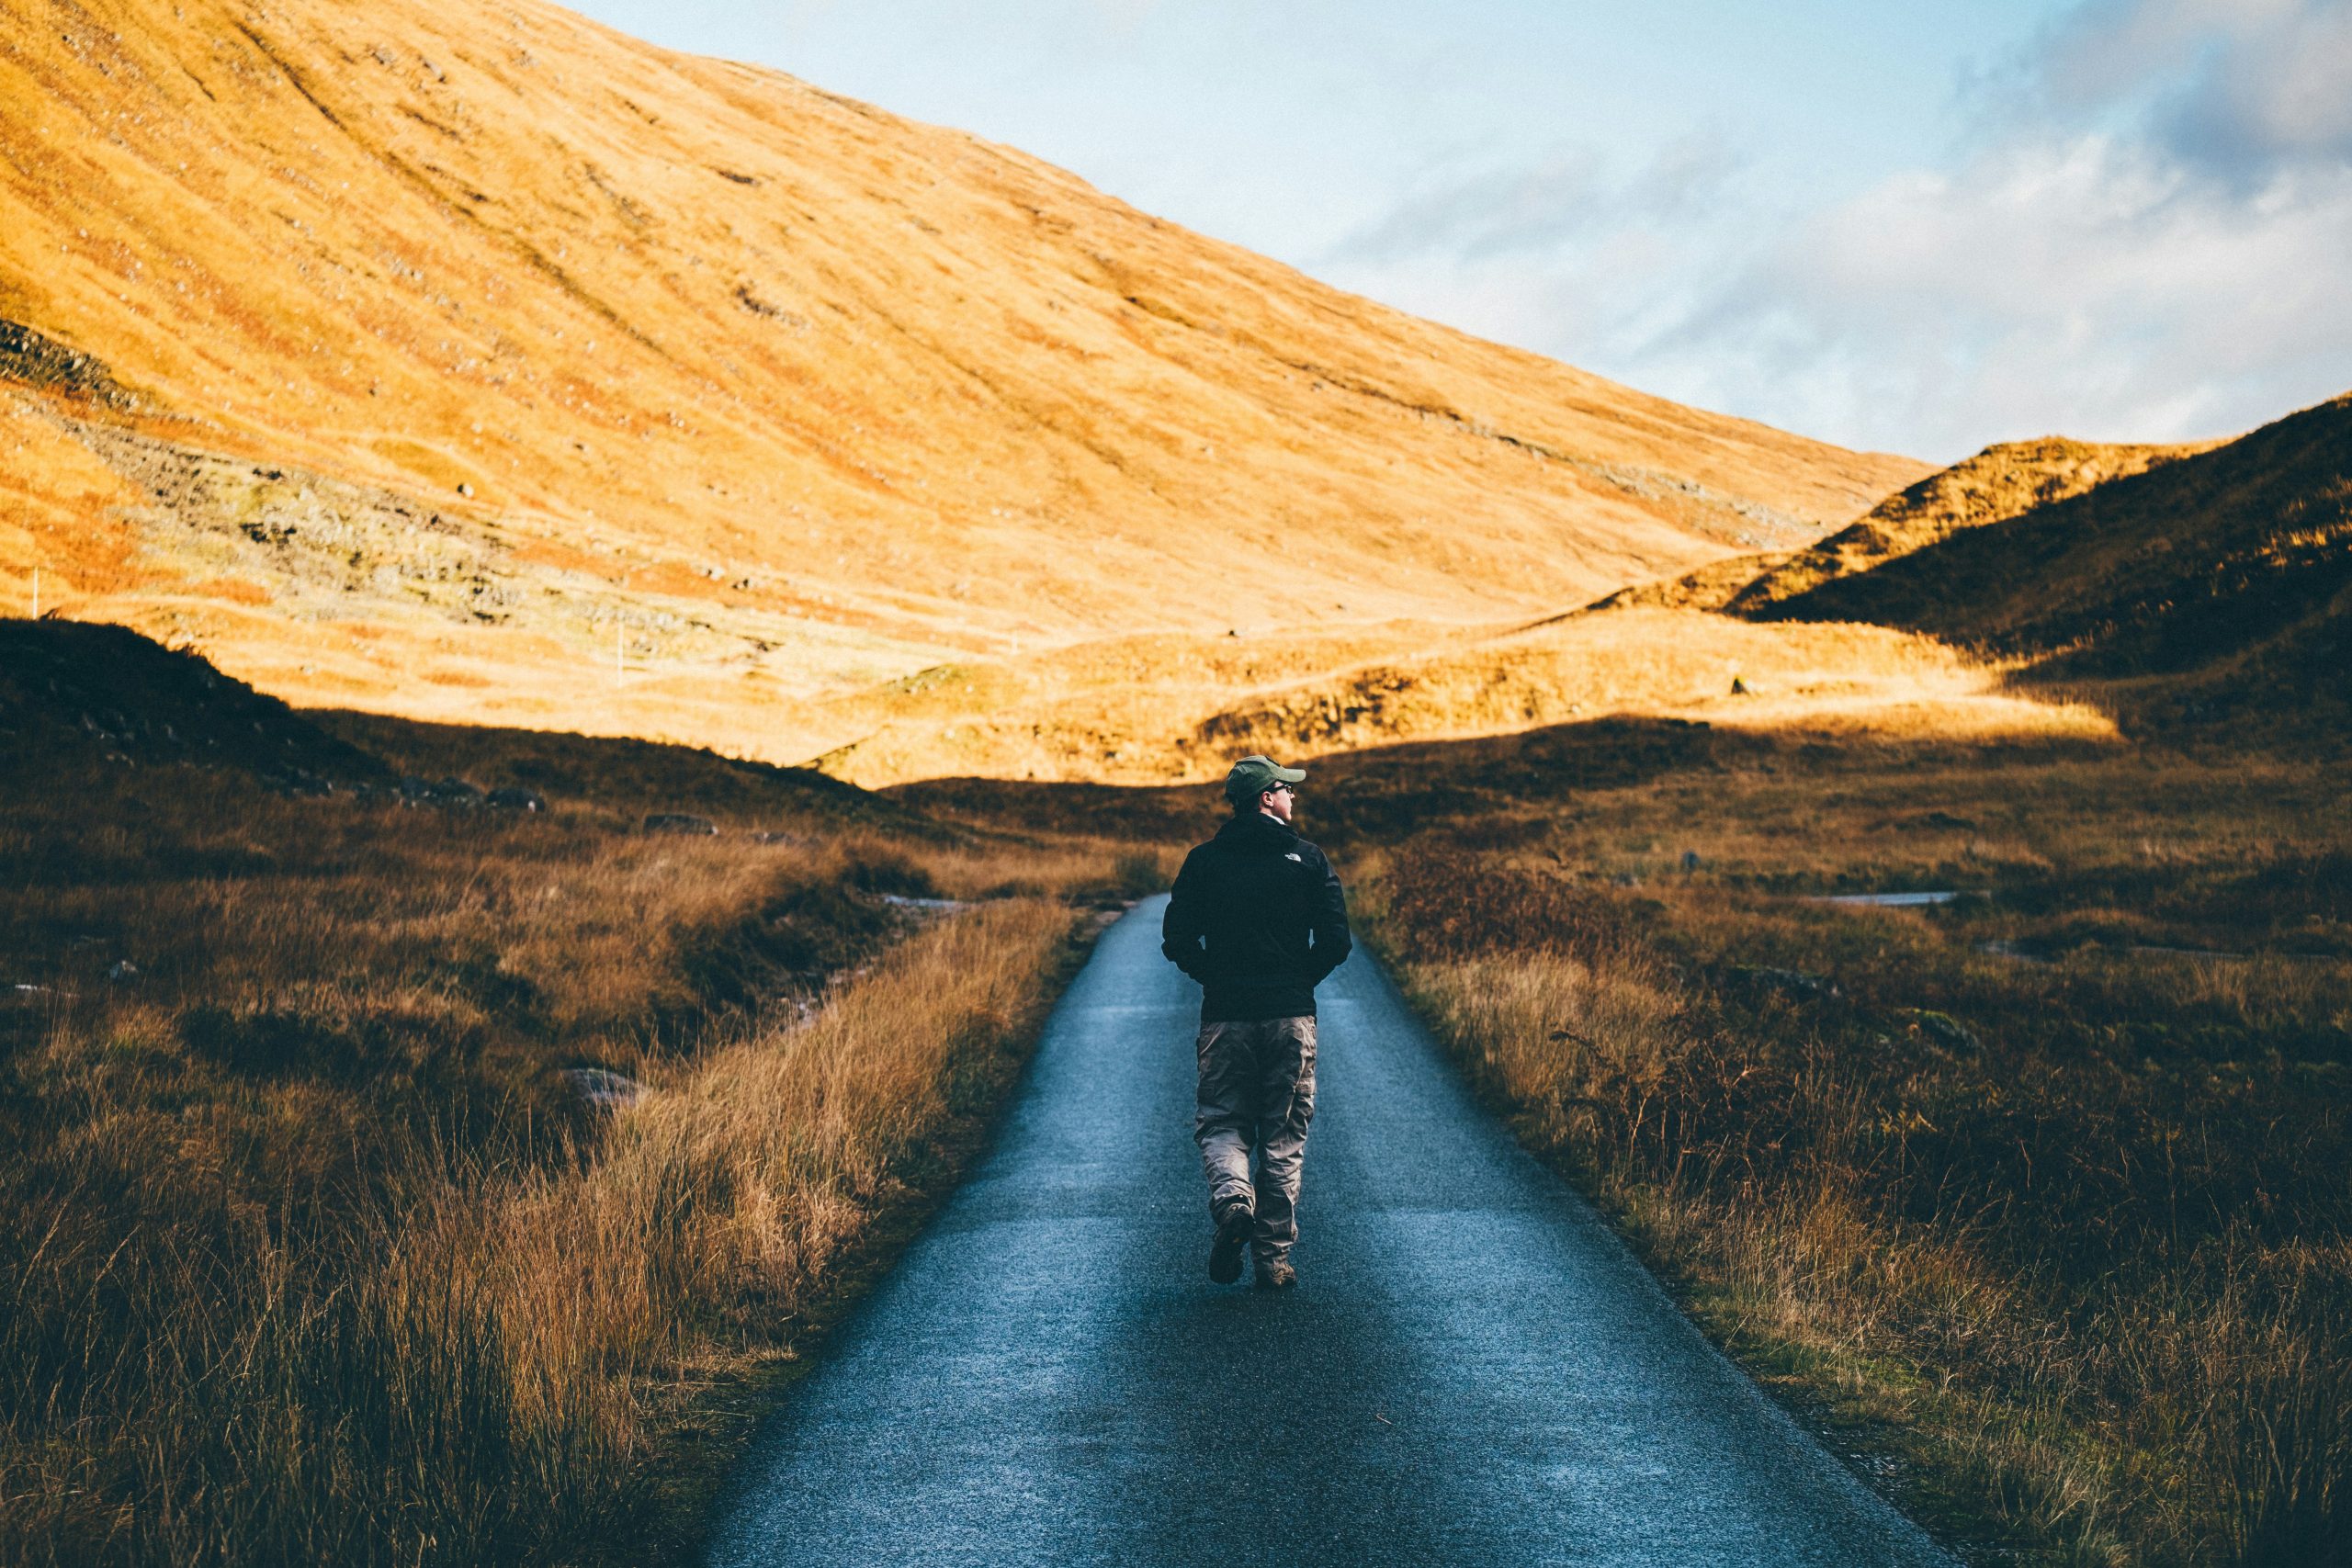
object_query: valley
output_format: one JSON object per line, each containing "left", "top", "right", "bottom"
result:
{"left": 3, "top": 1, "right": 2347, "bottom": 1564}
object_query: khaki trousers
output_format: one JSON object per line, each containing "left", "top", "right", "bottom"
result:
{"left": 1193, "top": 1016, "right": 1317, "bottom": 1265}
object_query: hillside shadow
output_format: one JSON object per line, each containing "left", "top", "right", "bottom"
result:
{"left": 315, "top": 708, "right": 948, "bottom": 836}
{"left": 886, "top": 711, "right": 2127, "bottom": 851}
{"left": 0, "top": 618, "right": 957, "bottom": 838}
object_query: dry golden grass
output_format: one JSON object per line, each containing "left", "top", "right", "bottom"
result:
{"left": 0, "top": 0, "right": 1922, "bottom": 754}
{"left": 3, "top": 900, "right": 1079, "bottom": 1566}
{"left": 0, "top": 725, "right": 1118, "bottom": 1567}
{"left": 808, "top": 616, "right": 1488, "bottom": 785}
{"left": 1185, "top": 607, "right": 2116, "bottom": 772}
{"left": 1756, "top": 394, "right": 2352, "bottom": 691}
{"left": 774, "top": 604, "right": 2114, "bottom": 789}
{"left": 1334, "top": 728, "right": 2351, "bottom": 1567}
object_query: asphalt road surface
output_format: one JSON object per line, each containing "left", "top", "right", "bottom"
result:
{"left": 706, "top": 896, "right": 1953, "bottom": 1567}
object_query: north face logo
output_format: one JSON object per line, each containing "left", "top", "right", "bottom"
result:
{"left": 1284, "top": 852, "right": 1304, "bottom": 862}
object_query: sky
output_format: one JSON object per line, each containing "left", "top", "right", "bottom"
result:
{"left": 570, "top": 0, "right": 2352, "bottom": 463}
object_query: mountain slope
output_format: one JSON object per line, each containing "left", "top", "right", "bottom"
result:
{"left": 1765, "top": 393, "right": 2352, "bottom": 682}
{"left": 1595, "top": 437, "right": 2202, "bottom": 615}
{"left": 0, "top": 0, "right": 1922, "bottom": 757}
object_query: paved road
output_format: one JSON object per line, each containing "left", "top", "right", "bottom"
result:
{"left": 706, "top": 897, "right": 1952, "bottom": 1567}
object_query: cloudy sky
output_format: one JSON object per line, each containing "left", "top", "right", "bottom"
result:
{"left": 571, "top": 0, "right": 2352, "bottom": 463}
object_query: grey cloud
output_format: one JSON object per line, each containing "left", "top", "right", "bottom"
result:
{"left": 1328, "top": 152, "right": 1604, "bottom": 265}
{"left": 2155, "top": 3, "right": 2352, "bottom": 179}
{"left": 2022, "top": 0, "right": 2352, "bottom": 183}
{"left": 1323, "top": 133, "right": 1741, "bottom": 267}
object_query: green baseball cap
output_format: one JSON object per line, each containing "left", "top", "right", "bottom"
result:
{"left": 1223, "top": 753, "right": 1306, "bottom": 806}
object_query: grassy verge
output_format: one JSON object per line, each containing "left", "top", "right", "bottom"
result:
{"left": 1334, "top": 728, "right": 2349, "bottom": 1567}
{"left": 0, "top": 725, "right": 1129, "bottom": 1566}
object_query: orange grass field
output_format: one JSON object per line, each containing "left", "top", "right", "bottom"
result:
{"left": 0, "top": 0, "right": 1921, "bottom": 761}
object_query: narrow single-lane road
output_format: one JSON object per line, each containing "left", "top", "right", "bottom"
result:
{"left": 706, "top": 897, "right": 1952, "bottom": 1566}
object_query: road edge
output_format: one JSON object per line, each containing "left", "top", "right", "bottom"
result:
{"left": 566, "top": 901, "right": 1128, "bottom": 1568}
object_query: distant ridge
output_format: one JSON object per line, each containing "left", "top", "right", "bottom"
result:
{"left": 0, "top": 0, "right": 1922, "bottom": 757}
{"left": 1594, "top": 436, "right": 2205, "bottom": 615}
{"left": 1765, "top": 393, "right": 2352, "bottom": 684}
{"left": 1119, "top": 390, "right": 2352, "bottom": 771}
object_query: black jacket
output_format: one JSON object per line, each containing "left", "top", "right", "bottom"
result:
{"left": 1161, "top": 811, "right": 1351, "bottom": 1021}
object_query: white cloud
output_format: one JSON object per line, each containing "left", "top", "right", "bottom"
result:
{"left": 1318, "top": 0, "right": 2352, "bottom": 461}
{"left": 1662, "top": 132, "right": 2352, "bottom": 456}
{"left": 1331, "top": 134, "right": 1740, "bottom": 266}
{"left": 1335, "top": 152, "right": 1605, "bottom": 265}
{"left": 1690, "top": 0, "right": 2352, "bottom": 456}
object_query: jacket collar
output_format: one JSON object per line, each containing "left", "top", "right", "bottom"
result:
{"left": 1215, "top": 810, "right": 1296, "bottom": 848}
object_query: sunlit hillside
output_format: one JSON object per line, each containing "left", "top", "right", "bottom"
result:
{"left": 1595, "top": 435, "right": 2207, "bottom": 615}
{"left": 1767, "top": 393, "right": 2352, "bottom": 675}
{"left": 791, "top": 604, "right": 2114, "bottom": 789}
{"left": 812, "top": 392, "right": 2347, "bottom": 786}
{"left": 0, "top": 0, "right": 1923, "bottom": 761}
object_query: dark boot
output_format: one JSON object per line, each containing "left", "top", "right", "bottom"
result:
{"left": 1208, "top": 1204, "right": 1253, "bottom": 1285}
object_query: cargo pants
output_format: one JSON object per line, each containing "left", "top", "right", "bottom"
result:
{"left": 1193, "top": 1016, "right": 1317, "bottom": 1266}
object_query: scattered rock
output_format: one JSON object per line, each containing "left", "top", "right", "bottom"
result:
{"left": 752, "top": 829, "right": 808, "bottom": 845}
{"left": 1680, "top": 850, "right": 1702, "bottom": 873}
{"left": 0, "top": 317, "right": 139, "bottom": 409}
{"left": 1730, "top": 964, "right": 1838, "bottom": 999}
{"left": 643, "top": 812, "right": 718, "bottom": 836}
{"left": 1729, "top": 675, "right": 1750, "bottom": 695}
{"left": 1905, "top": 1009, "right": 1980, "bottom": 1052}
{"left": 1912, "top": 811, "right": 1980, "bottom": 832}
{"left": 400, "top": 775, "right": 486, "bottom": 808}
{"left": 108, "top": 960, "right": 139, "bottom": 981}
{"left": 487, "top": 786, "right": 547, "bottom": 812}
{"left": 560, "top": 1066, "right": 646, "bottom": 1109}
{"left": 435, "top": 776, "right": 485, "bottom": 807}
{"left": 880, "top": 893, "right": 969, "bottom": 915}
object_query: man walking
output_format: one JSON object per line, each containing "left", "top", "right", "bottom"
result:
{"left": 1160, "top": 754, "right": 1351, "bottom": 1289}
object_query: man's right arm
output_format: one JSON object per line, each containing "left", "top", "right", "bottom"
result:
{"left": 1157, "top": 851, "right": 1213, "bottom": 973}
{"left": 1160, "top": 850, "right": 1210, "bottom": 979}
